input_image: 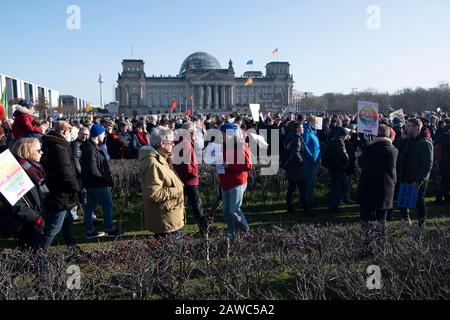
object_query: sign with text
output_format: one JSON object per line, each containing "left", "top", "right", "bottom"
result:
{"left": 0, "top": 150, "right": 35, "bottom": 206}
{"left": 357, "top": 101, "right": 379, "bottom": 136}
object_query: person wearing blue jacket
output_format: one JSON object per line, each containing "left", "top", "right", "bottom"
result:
{"left": 302, "top": 115, "right": 321, "bottom": 209}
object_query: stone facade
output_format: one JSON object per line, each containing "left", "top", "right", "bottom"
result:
{"left": 117, "top": 52, "right": 294, "bottom": 115}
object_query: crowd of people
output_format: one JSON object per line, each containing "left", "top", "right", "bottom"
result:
{"left": 1, "top": 98, "right": 449, "bottom": 252}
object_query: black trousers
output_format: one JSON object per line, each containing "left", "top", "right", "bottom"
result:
{"left": 437, "top": 174, "right": 450, "bottom": 202}
{"left": 400, "top": 183, "right": 428, "bottom": 226}
{"left": 286, "top": 180, "right": 308, "bottom": 211}
{"left": 184, "top": 185, "right": 208, "bottom": 234}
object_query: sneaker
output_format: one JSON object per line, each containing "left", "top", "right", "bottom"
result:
{"left": 87, "top": 231, "right": 106, "bottom": 239}
{"left": 108, "top": 229, "right": 125, "bottom": 238}
{"left": 171, "top": 230, "right": 185, "bottom": 239}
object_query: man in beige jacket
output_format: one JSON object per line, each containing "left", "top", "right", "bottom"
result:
{"left": 139, "top": 126, "right": 185, "bottom": 238}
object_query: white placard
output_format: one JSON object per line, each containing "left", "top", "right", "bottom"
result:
{"left": 0, "top": 150, "right": 35, "bottom": 206}
{"left": 249, "top": 104, "right": 260, "bottom": 122}
{"left": 315, "top": 117, "right": 323, "bottom": 131}
{"left": 203, "top": 143, "right": 223, "bottom": 165}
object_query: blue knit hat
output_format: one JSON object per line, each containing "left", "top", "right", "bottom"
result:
{"left": 220, "top": 123, "right": 238, "bottom": 136}
{"left": 90, "top": 124, "right": 106, "bottom": 138}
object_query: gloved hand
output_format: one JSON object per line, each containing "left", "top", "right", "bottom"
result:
{"left": 33, "top": 215, "right": 45, "bottom": 235}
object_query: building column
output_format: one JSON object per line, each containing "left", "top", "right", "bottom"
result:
{"left": 221, "top": 86, "right": 226, "bottom": 108}
{"left": 199, "top": 85, "right": 204, "bottom": 108}
{"left": 206, "top": 85, "right": 212, "bottom": 108}
{"left": 214, "top": 85, "right": 219, "bottom": 108}
{"left": 189, "top": 86, "right": 195, "bottom": 109}
{"left": 230, "top": 85, "right": 235, "bottom": 107}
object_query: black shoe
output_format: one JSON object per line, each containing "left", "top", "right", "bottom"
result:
{"left": 108, "top": 229, "right": 125, "bottom": 238}
{"left": 87, "top": 230, "right": 106, "bottom": 239}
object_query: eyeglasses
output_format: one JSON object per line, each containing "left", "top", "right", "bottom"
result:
{"left": 163, "top": 141, "right": 175, "bottom": 146}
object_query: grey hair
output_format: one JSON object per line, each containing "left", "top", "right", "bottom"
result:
{"left": 181, "top": 121, "right": 196, "bottom": 133}
{"left": 150, "top": 126, "right": 174, "bottom": 148}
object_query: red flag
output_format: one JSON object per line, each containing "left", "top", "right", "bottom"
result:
{"left": 170, "top": 100, "right": 177, "bottom": 113}
{"left": 185, "top": 106, "right": 192, "bottom": 118}
{"left": 0, "top": 103, "right": 5, "bottom": 121}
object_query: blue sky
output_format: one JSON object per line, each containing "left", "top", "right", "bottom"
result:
{"left": 1, "top": 0, "right": 449, "bottom": 105}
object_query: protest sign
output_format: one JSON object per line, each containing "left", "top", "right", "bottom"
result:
{"left": 249, "top": 104, "right": 260, "bottom": 122}
{"left": 389, "top": 108, "right": 406, "bottom": 126}
{"left": 397, "top": 184, "right": 419, "bottom": 209}
{"left": 315, "top": 117, "right": 323, "bottom": 130}
{"left": 0, "top": 149, "right": 35, "bottom": 206}
{"left": 357, "top": 101, "right": 379, "bottom": 135}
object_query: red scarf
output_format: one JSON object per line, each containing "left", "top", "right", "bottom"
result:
{"left": 19, "top": 159, "right": 46, "bottom": 186}
{"left": 136, "top": 131, "right": 148, "bottom": 146}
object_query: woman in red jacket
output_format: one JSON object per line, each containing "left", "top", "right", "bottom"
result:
{"left": 219, "top": 123, "right": 252, "bottom": 240}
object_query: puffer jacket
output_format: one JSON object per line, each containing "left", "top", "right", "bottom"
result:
{"left": 139, "top": 146, "right": 185, "bottom": 234}
{"left": 12, "top": 106, "right": 42, "bottom": 139}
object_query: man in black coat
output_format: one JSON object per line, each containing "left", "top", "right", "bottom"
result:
{"left": 40, "top": 121, "right": 80, "bottom": 249}
{"left": 283, "top": 122, "right": 308, "bottom": 213}
{"left": 397, "top": 118, "right": 434, "bottom": 227}
{"left": 81, "top": 124, "right": 122, "bottom": 239}
{"left": 326, "top": 127, "right": 351, "bottom": 213}
{"left": 358, "top": 125, "right": 398, "bottom": 227}
{"left": 434, "top": 125, "right": 450, "bottom": 205}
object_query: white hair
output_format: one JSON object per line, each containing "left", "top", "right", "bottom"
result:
{"left": 150, "top": 126, "right": 173, "bottom": 148}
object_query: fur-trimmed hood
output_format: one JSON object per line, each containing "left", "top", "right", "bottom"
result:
{"left": 13, "top": 105, "right": 32, "bottom": 116}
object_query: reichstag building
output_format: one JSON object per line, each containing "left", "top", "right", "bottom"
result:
{"left": 116, "top": 52, "right": 294, "bottom": 115}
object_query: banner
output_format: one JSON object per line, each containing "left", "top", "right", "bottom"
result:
{"left": 0, "top": 150, "right": 35, "bottom": 206}
{"left": 389, "top": 108, "right": 406, "bottom": 126}
{"left": 357, "top": 101, "right": 379, "bottom": 135}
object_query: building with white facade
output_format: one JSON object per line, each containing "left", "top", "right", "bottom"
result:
{"left": 0, "top": 73, "right": 59, "bottom": 115}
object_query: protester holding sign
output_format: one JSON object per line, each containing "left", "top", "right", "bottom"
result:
{"left": 0, "top": 139, "right": 47, "bottom": 250}
{"left": 219, "top": 123, "right": 252, "bottom": 240}
{"left": 397, "top": 119, "right": 434, "bottom": 227}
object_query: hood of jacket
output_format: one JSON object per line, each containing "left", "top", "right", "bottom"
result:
{"left": 13, "top": 105, "right": 32, "bottom": 117}
{"left": 42, "top": 131, "right": 70, "bottom": 148}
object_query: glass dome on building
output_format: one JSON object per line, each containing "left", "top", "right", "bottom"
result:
{"left": 179, "top": 52, "right": 221, "bottom": 75}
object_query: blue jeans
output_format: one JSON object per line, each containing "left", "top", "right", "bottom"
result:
{"left": 222, "top": 184, "right": 249, "bottom": 240}
{"left": 41, "top": 209, "right": 76, "bottom": 249}
{"left": 329, "top": 169, "right": 347, "bottom": 209}
{"left": 84, "top": 187, "right": 115, "bottom": 234}
{"left": 304, "top": 161, "right": 318, "bottom": 206}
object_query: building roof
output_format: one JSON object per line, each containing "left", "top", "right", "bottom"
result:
{"left": 179, "top": 52, "right": 222, "bottom": 75}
